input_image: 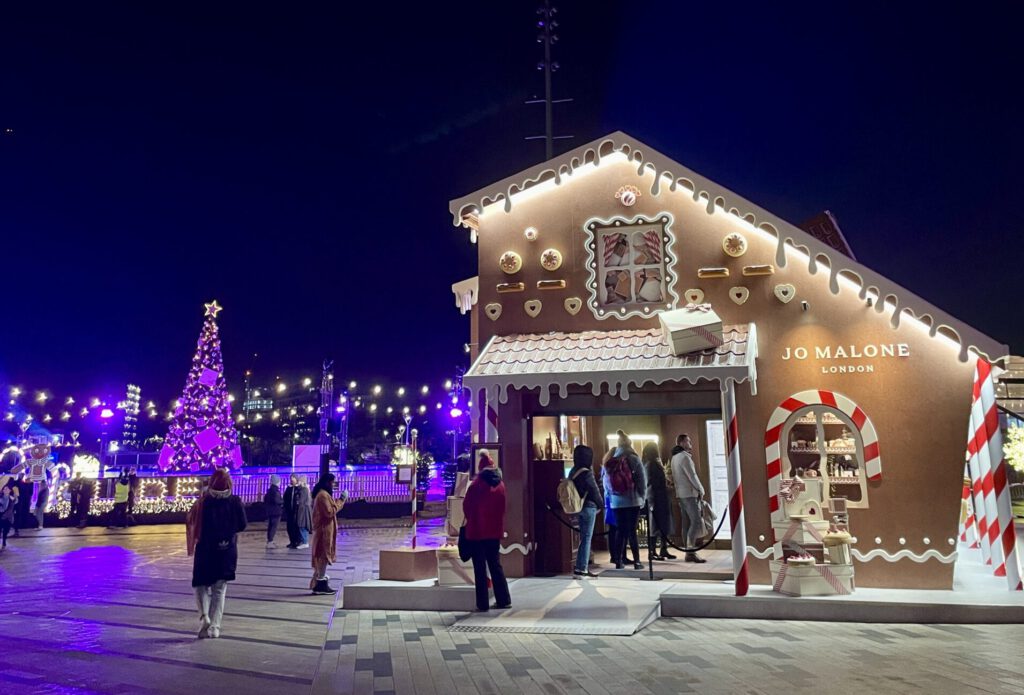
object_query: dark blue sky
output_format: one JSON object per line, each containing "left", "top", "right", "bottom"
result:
{"left": 2, "top": 2, "right": 1021, "bottom": 403}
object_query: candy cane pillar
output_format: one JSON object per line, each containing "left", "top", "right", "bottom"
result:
{"left": 722, "top": 380, "right": 749, "bottom": 596}
{"left": 958, "top": 470, "right": 979, "bottom": 549}
{"left": 965, "top": 422, "right": 992, "bottom": 565}
{"left": 971, "top": 365, "right": 1004, "bottom": 574}
{"left": 977, "top": 360, "right": 1022, "bottom": 590}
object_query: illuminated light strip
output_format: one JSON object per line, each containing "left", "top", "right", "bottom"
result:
{"left": 478, "top": 152, "right": 629, "bottom": 216}
{"left": 851, "top": 548, "right": 957, "bottom": 564}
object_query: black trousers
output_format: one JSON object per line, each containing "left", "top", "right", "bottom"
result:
{"left": 267, "top": 515, "right": 281, "bottom": 542}
{"left": 77, "top": 498, "right": 91, "bottom": 526}
{"left": 285, "top": 517, "right": 300, "bottom": 547}
{"left": 112, "top": 502, "right": 128, "bottom": 527}
{"left": 612, "top": 506, "right": 641, "bottom": 567}
{"left": 469, "top": 539, "right": 511, "bottom": 611}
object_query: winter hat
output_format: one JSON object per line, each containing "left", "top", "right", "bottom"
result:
{"left": 616, "top": 429, "right": 632, "bottom": 448}
{"left": 210, "top": 468, "right": 232, "bottom": 492}
{"left": 573, "top": 445, "right": 594, "bottom": 469}
{"left": 270, "top": 474, "right": 281, "bottom": 486}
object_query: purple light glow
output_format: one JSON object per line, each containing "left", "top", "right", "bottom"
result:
{"left": 99, "top": 408, "right": 114, "bottom": 418}
{"left": 449, "top": 407, "right": 463, "bottom": 418}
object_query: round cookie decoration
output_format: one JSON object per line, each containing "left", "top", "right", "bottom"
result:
{"left": 723, "top": 232, "right": 748, "bottom": 258}
{"left": 524, "top": 227, "right": 539, "bottom": 242}
{"left": 499, "top": 251, "right": 523, "bottom": 275}
{"left": 615, "top": 185, "right": 641, "bottom": 207}
{"left": 540, "top": 248, "right": 563, "bottom": 271}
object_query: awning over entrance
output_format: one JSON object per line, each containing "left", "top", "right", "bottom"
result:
{"left": 465, "top": 324, "right": 757, "bottom": 406}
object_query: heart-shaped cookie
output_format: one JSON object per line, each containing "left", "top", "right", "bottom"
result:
{"left": 774, "top": 283, "right": 796, "bottom": 304}
{"left": 564, "top": 297, "right": 582, "bottom": 315}
{"left": 484, "top": 303, "right": 502, "bottom": 321}
{"left": 729, "top": 287, "right": 750, "bottom": 305}
{"left": 684, "top": 288, "right": 705, "bottom": 305}
{"left": 524, "top": 299, "right": 542, "bottom": 318}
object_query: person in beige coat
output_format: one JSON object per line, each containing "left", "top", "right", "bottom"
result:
{"left": 310, "top": 473, "right": 347, "bottom": 595}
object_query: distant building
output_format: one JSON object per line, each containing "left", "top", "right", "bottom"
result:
{"left": 996, "top": 356, "right": 1024, "bottom": 423}
{"left": 241, "top": 373, "right": 320, "bottom": 444}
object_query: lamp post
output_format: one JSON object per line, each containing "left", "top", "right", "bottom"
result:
{"left": 99, "top": 408, "right": 114, "bottom": 478}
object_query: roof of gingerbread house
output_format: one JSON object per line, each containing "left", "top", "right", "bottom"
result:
{"left": 464, "top": 324, "right": 757, "bottom": 405}
{"left": 449, "top": 131, "right": 1007, "bottom": 363}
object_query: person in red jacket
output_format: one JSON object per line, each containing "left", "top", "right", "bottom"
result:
{"left": 462, "top": 453, "right": 512, "bottom": 612}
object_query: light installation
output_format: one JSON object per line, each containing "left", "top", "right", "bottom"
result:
{"left": 158, "top": 300, "right": 243, "bottom": 471}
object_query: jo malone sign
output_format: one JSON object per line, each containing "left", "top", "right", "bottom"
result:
{"left": 781, "top": 343, "right": 910, "bottom": 374}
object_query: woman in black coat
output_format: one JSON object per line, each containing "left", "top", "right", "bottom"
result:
{"left": 190, "top": 469, "right": 247, "bottom": 639}
{"left": 642, "top": 443, "right": 676, "bottom": 560}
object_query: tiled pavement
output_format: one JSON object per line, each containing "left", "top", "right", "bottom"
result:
{"left": 2, "top": 520, "right": 1023, "bottom": 694}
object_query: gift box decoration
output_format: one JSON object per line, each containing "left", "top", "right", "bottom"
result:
{"left": 378, "top": 547, "right": 438, "bottom": 582}
{"left": 658, "top": 303, "right": 724, "bottom": 356}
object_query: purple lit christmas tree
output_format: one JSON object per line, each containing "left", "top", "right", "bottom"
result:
{"left": 158, "top": 300, "right": 243, "bottom": 472}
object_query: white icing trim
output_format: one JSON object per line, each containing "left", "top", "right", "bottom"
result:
{"left": 500, "top": 542, "right": 537, "bottom": 556}
{"left": 746, "top": 546, "right": 774, "bottom": 559}
{"left": 448, "top": 132, "right": 1007, "bottom": 362}
{"left": 852, "top": 548, "right": 957, "bottom": 564}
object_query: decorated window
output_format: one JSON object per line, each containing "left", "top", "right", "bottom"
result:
{"left": 583, "top": 214, "right": 680, "bottom": 319}
{"left": 781, "top": 405, "right": 870, "bottom": 508}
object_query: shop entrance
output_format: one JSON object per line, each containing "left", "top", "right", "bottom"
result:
{"left": 527, "top": 407, "right": 733, "bottom": 579}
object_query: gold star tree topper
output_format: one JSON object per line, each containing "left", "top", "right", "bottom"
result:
{"left": 204, "top": 300, "right": 223, "bottom": 318}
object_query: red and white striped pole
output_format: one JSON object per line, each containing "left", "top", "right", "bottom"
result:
{"left": 958, "top": 470, "right": 979, "bottom": 549}
{"left": 966, "top": 421, "right": 993, "bottom": 565}
{"left": 485, "top": 387, "right": 499, "bottom": 443}
{"left": 977, "top": 360, "right": 1022, "bottom": 590}
{"left": 722, "top": 381, "right": 749, "bottom": 596}
{"left": 971, "top": 364, "right": 1004, "bottom": 573}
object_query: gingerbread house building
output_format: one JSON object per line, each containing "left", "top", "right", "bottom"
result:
{"left": 448, "top": 132, "right": 1018, "bottom": 592}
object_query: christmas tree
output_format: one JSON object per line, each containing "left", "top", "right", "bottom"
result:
{"left": 158, "top": 300, "right": 243, "bottom": 472}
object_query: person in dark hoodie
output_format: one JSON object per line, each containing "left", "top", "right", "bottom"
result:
{"left": 264, "top": 474, "right": 284, "bottom": 548}
{"left": 602, "top": 430, "right": 646, "bottom": 570}
{"left": 643, "top": 442, "right": 676, "bottom": 560}
{"left": 462, "top": 452, "right": 512, "bottom": 612}
{"left": 568, "top": 445, "right": 603, "bottom": 577}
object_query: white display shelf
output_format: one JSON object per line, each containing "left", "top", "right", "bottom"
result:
{"left": 793, "top": 417, "right": 845, "bottom": 426}
{"left": 788, "top": 446, "right": 856, "bottom": 455}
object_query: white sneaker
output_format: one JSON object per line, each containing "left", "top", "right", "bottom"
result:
{"left": 296, "top": 543, "right": 309, "bottom": 549}
{"left": 266, "top": 541, "right": 276, "bottom": 548}
{"left": 209, "top": 626, "right": 220, "bottom": 639}
{"left": 197, "top": 617, "right": 211, "bottom": 639}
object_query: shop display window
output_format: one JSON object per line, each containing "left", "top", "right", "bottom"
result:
{"left": 782, "top": 405, "right": 870, "bottom": 508}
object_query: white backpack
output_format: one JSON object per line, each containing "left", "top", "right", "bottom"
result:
{"left": 557, "top": 468, "right": 587, "bottom": 515}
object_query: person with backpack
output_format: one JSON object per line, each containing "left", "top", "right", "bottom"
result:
{"left": 602, "top": 430, "right": 646, "bottom": 570}
{"left": 561, "top": 445, "right": 603, "bottom": 578}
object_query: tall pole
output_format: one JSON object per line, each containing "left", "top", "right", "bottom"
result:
{"left": 722, "top": 381, "right": 749, "bottom": 596}
{"left": 318, "top": 360, "right": 334, "bottom": 478}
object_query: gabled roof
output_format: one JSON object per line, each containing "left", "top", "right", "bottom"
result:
{"left": 449, "top": 131, "right": 1007, "bottom": 363}
{"left": 465, "top": 325, "right": 757, "bottom": 406}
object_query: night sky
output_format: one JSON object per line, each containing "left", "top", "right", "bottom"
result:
{"left": 2, "top": 3, "right": 1021, "bottom": 405}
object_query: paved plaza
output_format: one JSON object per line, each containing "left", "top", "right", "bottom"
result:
{"left": 1, "top": 519, "right": 1023, "bottom": 694}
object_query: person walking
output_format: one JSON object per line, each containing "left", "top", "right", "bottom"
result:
{"left": 602, "top": 431, "right": 646, "bottom": 570}
{"left": 643, "top": 443, "right": 676, "bottom": 560}
{"left": 263, "top": 474, "right": 284, "bottom": 549}
{"left": 34, "top": 481, "right": 49, "bottom": 530}
{"left": 69, "top": 473, "right": 83, "bottom": 523}
{"left": 109, "top": 472, "right": 130, "bottom": 529}
{"left": 568, "top": 445, "right": 603, "bottom": 578}
{"left": 670, "top": 433, "right": 707, "bottom": 563}
{"left": 462, "top": 453, "right": 512, "bottom": 612}
{"left": 187, "top": 468, "right": 247, "bottom": 639}
{"left": 126, "top": 467, "right": 139, "bottom": 526}
{"left": 310, "top": 473, "right": 347, "bottom": 595}
{"left": 0, "top": 483, "right": 16, "bottom": 550}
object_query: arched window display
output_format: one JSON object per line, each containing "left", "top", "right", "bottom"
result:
{"left": 781, "top": 405, "right": 870, "bottom": 508}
